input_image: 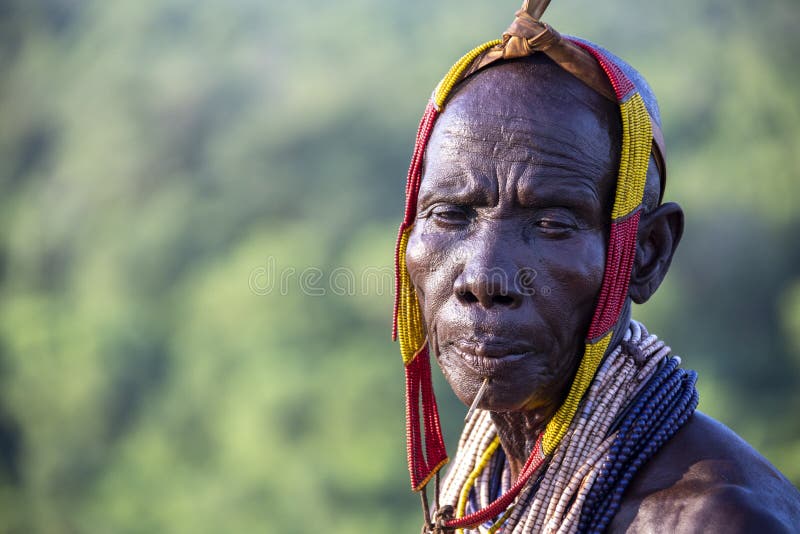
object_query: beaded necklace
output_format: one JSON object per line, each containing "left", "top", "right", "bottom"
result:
{"left": 436, "top": 321, "right": 698, "bottom": 533}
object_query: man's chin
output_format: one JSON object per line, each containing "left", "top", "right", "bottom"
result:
{"left": 438, "top": 354, "right": 554, "bottom": 413}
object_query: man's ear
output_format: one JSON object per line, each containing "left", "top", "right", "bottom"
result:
{"left": 629, "top": 202, "right": 684, "bottom": 304}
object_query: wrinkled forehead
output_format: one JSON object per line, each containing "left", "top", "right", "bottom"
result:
{"left": 427, "top": 107, "right": 615, "bottom": 168}
{"left": 421, "top": 57, "right": 622, "bottom": 201}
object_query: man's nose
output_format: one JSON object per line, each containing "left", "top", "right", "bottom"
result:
{"left": 453, "top": 246, "right": 524, "bottom": 309}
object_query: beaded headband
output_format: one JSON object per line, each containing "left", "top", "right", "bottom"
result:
{"left": 392, "top": 1, "right": 662, "bottom": 529}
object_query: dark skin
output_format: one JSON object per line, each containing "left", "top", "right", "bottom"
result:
{"left": 405, "top": 56, "right": 800, "bottom": 532}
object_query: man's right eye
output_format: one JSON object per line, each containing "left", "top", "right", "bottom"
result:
{"left": 430, "top": 205, "right": 470, "bottom": 227}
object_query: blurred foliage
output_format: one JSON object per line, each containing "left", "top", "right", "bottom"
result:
{"left": 0, "top": 0, "right": 798, "bottom": 532}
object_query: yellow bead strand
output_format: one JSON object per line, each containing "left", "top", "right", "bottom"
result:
{"left": 434, "top": 40, "right": 503, "bottom": 110}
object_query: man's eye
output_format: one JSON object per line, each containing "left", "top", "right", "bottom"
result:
{"left": 535, "top": 218, "right": 576, "bottom": 234}
{"left": 431, "top": 205, "right": 470, "bottom": 226}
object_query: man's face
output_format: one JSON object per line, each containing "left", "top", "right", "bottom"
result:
{"left": 405, "top": 59, "right": 621, "bottom": 413}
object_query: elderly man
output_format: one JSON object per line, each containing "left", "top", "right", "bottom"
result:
{"left": 392, "top": 2, "right": 800, "bottom": 532}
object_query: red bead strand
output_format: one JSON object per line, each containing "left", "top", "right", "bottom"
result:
{"left": 445, "top": 437, "right": 546, "bottom": 529}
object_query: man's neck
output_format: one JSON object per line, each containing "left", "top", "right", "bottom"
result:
{"left": 489, "top": 407, "right": 553, "bottom": 480}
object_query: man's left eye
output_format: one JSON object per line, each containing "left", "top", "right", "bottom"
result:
{"left": 536, "top": 219, "right": 569, "bottom": 228}
{"left": 535, "top": 218, "right": 576, "bottom": 233}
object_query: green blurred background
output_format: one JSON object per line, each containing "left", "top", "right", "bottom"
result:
{"left": 0, "top": 0, "right": 798, "bottom": 532}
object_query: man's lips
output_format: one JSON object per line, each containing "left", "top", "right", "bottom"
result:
{"left": 451, "top": 339, "right": 536, "bottom": 375}
{"left": 454, "top": 338, "right": 535, "bottom": 357}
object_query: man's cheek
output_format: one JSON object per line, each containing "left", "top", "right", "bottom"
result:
{"left": 539, "top": 238, "right": 606, "bottom": 286}
{"left": 404, "top": 233, "right": 428, "bottom": 289}
{"left": 407, "top": 235, "right": 456, "bottom": 288}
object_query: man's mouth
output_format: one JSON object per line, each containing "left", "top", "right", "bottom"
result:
{"left": 452, "top": 338, "right": 535, "bottom": 375}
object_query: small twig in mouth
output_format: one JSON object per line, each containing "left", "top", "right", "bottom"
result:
{"left": 465, "top": 377, "right": 490, "bottom": 422}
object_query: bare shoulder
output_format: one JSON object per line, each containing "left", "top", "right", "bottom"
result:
{"left": 610, "top": 411, "right": 800, "bottom": 533}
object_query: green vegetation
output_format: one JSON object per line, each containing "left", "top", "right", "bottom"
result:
{"left": 0, "top": 0, "right": 798, "bottom": 532}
